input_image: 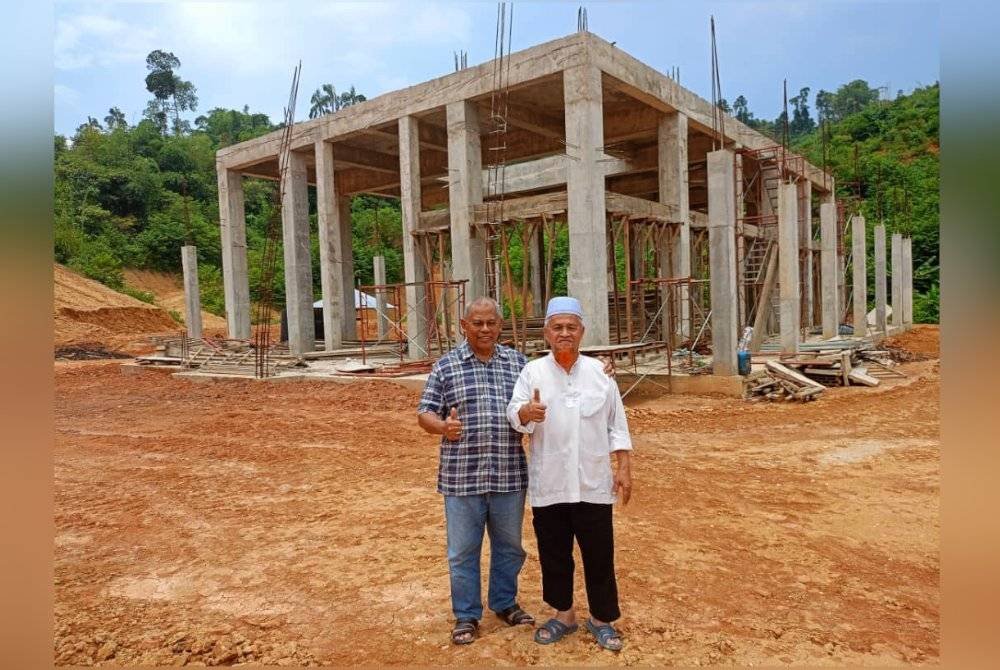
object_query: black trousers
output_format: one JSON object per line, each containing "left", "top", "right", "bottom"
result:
{"left": 531, "top": 502, "right": 621, "bottom": 622}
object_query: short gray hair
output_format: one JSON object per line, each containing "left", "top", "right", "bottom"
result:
{"left": 463, "top": 296, "right": 503, "bottom": 320}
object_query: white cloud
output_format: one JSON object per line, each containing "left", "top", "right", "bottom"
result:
{"left": 55, "top": 12, "right": 157, "bottom": 70}
{"left": 54, "top": 83, "right": 81, "bottom": 109}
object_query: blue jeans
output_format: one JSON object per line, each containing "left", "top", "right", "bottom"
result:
{"left": 444, "top": 490, "right": 527, "bottom": 621}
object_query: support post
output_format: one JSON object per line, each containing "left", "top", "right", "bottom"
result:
{"left": 851, "top": 215, "right": 867, "bottom": 337}
{"left": 707, "top": 149, "right": 738, "bottom": 375}
{"left": 446, "top": 100, "right": 487, "bottom": 301}
{"left": 800, "top": 181, "right": 814, "bottom": 328}
{"left": 658, "top": 111, "right": 690, "bottom": 339}
{"left": 564, "top": 64, "right": 609, "bottom": 346}
{"left": 281, "top": 150, "right": 315, "bottom": 354}
{"left": 778, "top": 182, "right": 800, "bottom": 354}
{"left": 217, "top": 166, "right": 250, "bottom": 339}
{"left": 180, "top": 245, "right": 203, "bottom": 339}
{"left": 891, "top": 232, "right": 903, "bottom": 330}
{"left": 399, "top": 116, "right": 428, "bottom": 358}
{"left": 820, "top": 202, "right": 839, "bottom": 339}
{"left": 315, "top": 140, "right": 353, "bottom": 350}
{"left": 874, "top": 224, "right": 888, "bottom": 336}
{"left": 373, "top": 255, "right": 388, "bottom": 339}
{"left": 903, "top": 237, "right": 914, "bottom": 328}
{"left": 338, "top": 196, "right": 356, "bottom": 340}
{"left": 528, "top": 225, "right": 544, "bottom": 316}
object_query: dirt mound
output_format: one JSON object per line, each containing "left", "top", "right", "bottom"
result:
{"left": 883, "top": 324, "right": 939, "bottom": 361}
{"left": 123, "top": 268, "right": 228, "bottom": 330}
{"left": 54, "top": 264, "right": 180, "bottom": 352}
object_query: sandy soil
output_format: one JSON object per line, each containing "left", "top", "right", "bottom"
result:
{"left": 54, "top": 327, "right": 940, "bottom": 666}
{"left": 123, "top": 269, "right": 228, "bottom": 332}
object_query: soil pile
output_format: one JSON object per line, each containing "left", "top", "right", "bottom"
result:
{"left": 883, "top": 324, "right": 940, "bottom": 362}
{"left": 123, "top": 268, "right": 228, "bottom": 331}
{"left": 54, "top": 264, "right": 179, "bottom": 354}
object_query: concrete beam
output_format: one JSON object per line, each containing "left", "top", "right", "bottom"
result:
{"left": 891, "top": 233, "right": 903, "bottom": 329}
{"left": 820, "top": 202, "right": 839, "bottom": 339}
{"left": 659, "top": 111, "right": 690, "bottom": 339}
{"left": 446, "top": 100, "right": 487, "bottom": 301}
{"left": 778, "top": 182, "right": 800, "bottom": 354}
{"left": 874, "top": 224, "right": 888, "bottom": 336}
{"left": 217, "top": 166, "right": 250, "bottom": 339}
{"left": 851, "top": 215, "right": 867, "bottom": 336}
{"left": 707, "top": 149, "right": 738, "bottom": 375}
{"left": 399, "top": 116, "right": 428, "bottom": 358}
{"left": 564, "top": 63, "right": 609, "bottom": 346}
{"left": 281, "top": 151, "right": 315, "bottom": 354}
{"left": 902, "top": 237, "right": 914, "bottom": 328}
{"left": 180, "top": 245, "right": 203, "bottom": 339}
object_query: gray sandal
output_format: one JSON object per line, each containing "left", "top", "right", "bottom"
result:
{"left": 451, "top": 619, "right": 478, "bottom": 645}
{"left": 584, "top": 618, "right": 622, "bottom": 651}
{"left": 533, "top": 618, "right": 578, "bottom": 645}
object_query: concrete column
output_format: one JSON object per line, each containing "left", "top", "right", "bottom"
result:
{"left": 851, "top": 215, "right": 867, "bottom": 336}
{"left": 820, "top": 202, "right": 839, "bottom": 339}
{"left": 564, "top": 64, "right": 609, "bottom": 346}
{"left": 446, "top": 100, "right": 487, "bottom": 301}
{"left": 180, "top": 245, "right": 203, "bottom": 339}
{"left": 399, "top": 116, "right": 428, "bottom": 358}
{"left": 778, "top": 182, "right": 800, "bottom": 354}
{"left": 217, "top": 166, "right": 250, "bottom": 339}
{"left": 315, "top": 140, "right": 351, "bottom": 350}
{"left": 528, "top": 226, "right": 544, "bottom": 316}
{"left": 281, "top": 150, "right": 315, "bottom": 354}
{"left": 338, "top": 196, "right": 356, "bottom": 340}
{"left": 707, "top": 150, "right": 738, "bottom": 376}
{"left": 658, "top": 111, "right": 690, "bottom": 338}
{"left": 874, "top": 224, "right": 888, "bottom": 335}
{"left": 373, "top": 255, "right": 388, "bottom": 339}
{"left": 891, "top": 232, "right": 903, "bottom": 330}
{"left": 902, "top": 237, "right": 914, "bottom": 328}
{"left": 799, "top": 181, "right": 814, "bottom": 328}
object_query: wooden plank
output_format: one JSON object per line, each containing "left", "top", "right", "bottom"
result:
{"left": 848, "top": 367, "right": 880, "bottom": 387}
{"left": 765, "top": 360, "right": 825, "bottom": 391}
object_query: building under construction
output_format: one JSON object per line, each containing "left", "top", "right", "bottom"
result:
{"left": 207, "top": 30, "right": 915, "bottom": 386}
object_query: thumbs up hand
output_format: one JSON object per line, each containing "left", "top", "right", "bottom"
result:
{"left": 519, "top": 388, "right": 547, "bottom": 425}
{"left": 443, "top": 406, "right": 463, "bottom": 441}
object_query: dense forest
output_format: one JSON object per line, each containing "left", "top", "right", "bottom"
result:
{"left": 53, "top": 51, "right": 939, "bottom": 323}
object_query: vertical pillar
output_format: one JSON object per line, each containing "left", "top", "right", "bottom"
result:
{"left": 851, "top": 215, "right": 867, "bottom": 337}
{"left": 217, "top": 166, "right": 250, "bottom": 339}
{"left": 778, "top": 182, "right": 800, "bottom": 354}
{"left": 658, "top": 111, "right": 690, "bottom": 338}
{"left": 891, "top": 232, "right": 903, "bottom": 330}
{"left": 707, "top": 149, "right": 738, "bottom": 375}
{"left": 180, "top": 245, "right": 203, "bottom": 339}
{"left": 338, "top": 195, "right": 356, "bottom": 340}
{"left": 373, "top": 255, "right": 388, "bottom": 339}
{"left": 399, "top": 116, "right": 428, "bottom": 358}
{"left": 874, "top": 224, "right": 888, "bottom": 336}
{"left": 528, "top": 226, "right": 544, "bottom": 316}
{"left": 903, "top": 237, "right": 914, "bottom": 328}
{"left": 315, "top": 140, "right": 352, "bottom": 350}
{"left": 281, "top": 150, "right": 315, "bottom": 354}
{"left": 446, "top": 100, "right": 487, "bottom": 301}
{"left": 799, "top": 181, "right": 814, "bottom": 328}
{"left": 820, "top": 202, "right": 839, "bottom": 339}
{"left": 564, "top": 64, "right": 609, "bottom": 346}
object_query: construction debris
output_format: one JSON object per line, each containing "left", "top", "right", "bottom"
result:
{"left": 746, "top": 341, "right": 907, "bottom": 402}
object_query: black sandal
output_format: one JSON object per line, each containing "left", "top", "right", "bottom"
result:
{"left": 496, "top": 603, "right": 535, "bottom": 626}
{"left": 451, "top": 619, "right": 479, "bottom": 645}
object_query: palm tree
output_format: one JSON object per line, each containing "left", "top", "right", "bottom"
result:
{"left": 309, "top": 84, "right": 337, "bottom": 119}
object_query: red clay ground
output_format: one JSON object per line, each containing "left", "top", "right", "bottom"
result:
{"left": 54, "top": 326, "right": 940, "bottom": 666}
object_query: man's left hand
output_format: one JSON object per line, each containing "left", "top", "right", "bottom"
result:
{"left": 613, "top": 466, "right": 632, "bottom": 505}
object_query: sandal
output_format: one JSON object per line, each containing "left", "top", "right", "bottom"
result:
{"left": 533, "top": 618, "right": 578, "bottom": 645}
{"left": 584, "top": 618, "right": 623, "bottom": 651}
{"left": 451, "top": 619, "right": 479, "bottom": 645}
{"left": 496, "top": 603, "right": 535, "bottom": 626}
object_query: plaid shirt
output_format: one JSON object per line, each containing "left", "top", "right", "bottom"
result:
{"left": 417, "top": 341, "right": 528, "bottom": 496}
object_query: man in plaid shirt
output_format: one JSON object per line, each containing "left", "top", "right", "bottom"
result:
{"left": 418, "top": 297, "right": 535, "bottom": 644}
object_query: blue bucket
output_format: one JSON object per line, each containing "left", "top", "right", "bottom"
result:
{"left": 737, "top": 350, "right": 752, "bottom": 376}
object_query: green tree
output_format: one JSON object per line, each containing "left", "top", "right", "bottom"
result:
{"left": 104, "top": 106, "right": 127, "bottom": 130}
{"left": 143, "top": 50, "right": 199, "bottom": 135}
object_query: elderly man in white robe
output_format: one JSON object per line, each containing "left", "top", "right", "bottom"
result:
{"left": 506, "top": 296, "right": 633, "bottom": 652}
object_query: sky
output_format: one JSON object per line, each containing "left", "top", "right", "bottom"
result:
{"left": 53, "top": 1, "right": 940, "bottom": 137}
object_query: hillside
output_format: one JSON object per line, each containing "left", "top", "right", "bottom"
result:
{"left": 122, "top": 268, "right": 228, "bottom": 331}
